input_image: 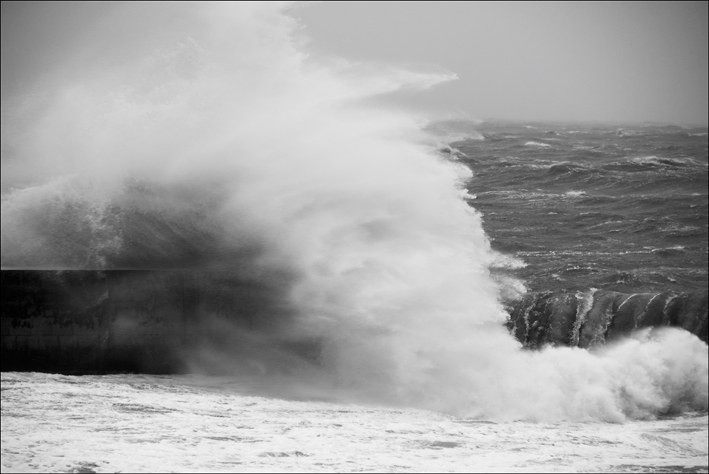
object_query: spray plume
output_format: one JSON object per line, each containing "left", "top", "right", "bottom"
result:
{"left": 1, "top": 3, "right": 706, "bottom": 421}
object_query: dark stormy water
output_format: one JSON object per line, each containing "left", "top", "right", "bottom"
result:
{"left": 453, "top": 120, "right": 708, "bottom": 295}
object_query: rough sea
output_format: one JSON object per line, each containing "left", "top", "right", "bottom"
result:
{"left": 455, "top": 120, "right": 708, "bottom": 296}
{"left": 1, "top": 371, "right": 707, "bottom": 473}
{"left": 3, "top": 119, "right": 707, "bottom": 473}
{"left": 1, "top": 3, "right": 707, "bottom": 473}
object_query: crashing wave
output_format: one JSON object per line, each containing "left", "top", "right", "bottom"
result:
{"left": 1, "top": 2, "right": 706, "bottom": 422}
{"left": 508, "top": 289, "right": 708, "bottom": 348}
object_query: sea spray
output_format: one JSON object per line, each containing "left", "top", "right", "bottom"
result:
{"left": 1, "top": 2, "right": 706, "bottom": 421}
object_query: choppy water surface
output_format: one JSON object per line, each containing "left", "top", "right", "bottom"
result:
{"left": 457, "top": 121, "right": 708, "bottom": 294}
{"left": 2, "top": 372, "right": 707, "bottom": 473}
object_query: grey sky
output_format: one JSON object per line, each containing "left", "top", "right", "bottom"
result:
{"left": 294, "top": 2, "right": 708, "bottom": 125}
{"left": 2, "top": 1, "right": 707, "bottom": 125}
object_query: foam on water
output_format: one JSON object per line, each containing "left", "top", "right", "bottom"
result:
{"left": 1, "top": 3, "right": 707, "bottom": 421}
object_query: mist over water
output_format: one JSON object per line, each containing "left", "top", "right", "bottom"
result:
{"left": 1, "top": 3, "right": 706, "bottom": 421}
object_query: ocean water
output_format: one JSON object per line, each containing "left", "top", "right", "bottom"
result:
{"left": 2, "top": 372, "right": 708, "bottom": 473}
{"left": 1, "top": 3, "right": 708, "bottom": 472}
{"left": 453, "top": 120, "right": 708, "bottom": 294}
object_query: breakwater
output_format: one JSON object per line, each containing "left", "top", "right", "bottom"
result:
{"left": 0, "top": 270, "right": 288, "bottom": 373}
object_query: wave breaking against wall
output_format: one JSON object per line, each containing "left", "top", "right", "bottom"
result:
{"left": 1, "top": 3, "right": 707, "bottom": 421}
{"left": 508, "top": 290, "right": 708, "bottom": 349}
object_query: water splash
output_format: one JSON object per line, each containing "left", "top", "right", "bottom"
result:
{"left": 1, "top": 3, "right": 706, "bottom": 421}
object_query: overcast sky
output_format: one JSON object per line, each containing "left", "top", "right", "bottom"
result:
{"left": 2, "top": 1, "right": 707, "bottom": 125}
{"left": 294, "top": 2, "right": 708, "bottom": 125}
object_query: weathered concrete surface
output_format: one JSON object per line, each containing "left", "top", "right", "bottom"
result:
{"left": 1, "top": 270, "right": 289, "bottom": 373}
{"left": 508, "top": 289, "right": 708, "bottom": 349}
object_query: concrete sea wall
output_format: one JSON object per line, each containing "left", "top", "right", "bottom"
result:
{"left": 1, "top": 270, "right": 283, "bottom": 373}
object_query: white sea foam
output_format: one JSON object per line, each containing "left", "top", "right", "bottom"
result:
{"left": 3, "top": 372, "right": 707, "bottom": 473}
{"left": 1, "top": 3, "right": 706, "bottom": 422}
{"left": 524, "top": 141, "right": 552, "bottom": 147}
{"left": 630, "top": 155, "right": 685, "bottom": 166}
